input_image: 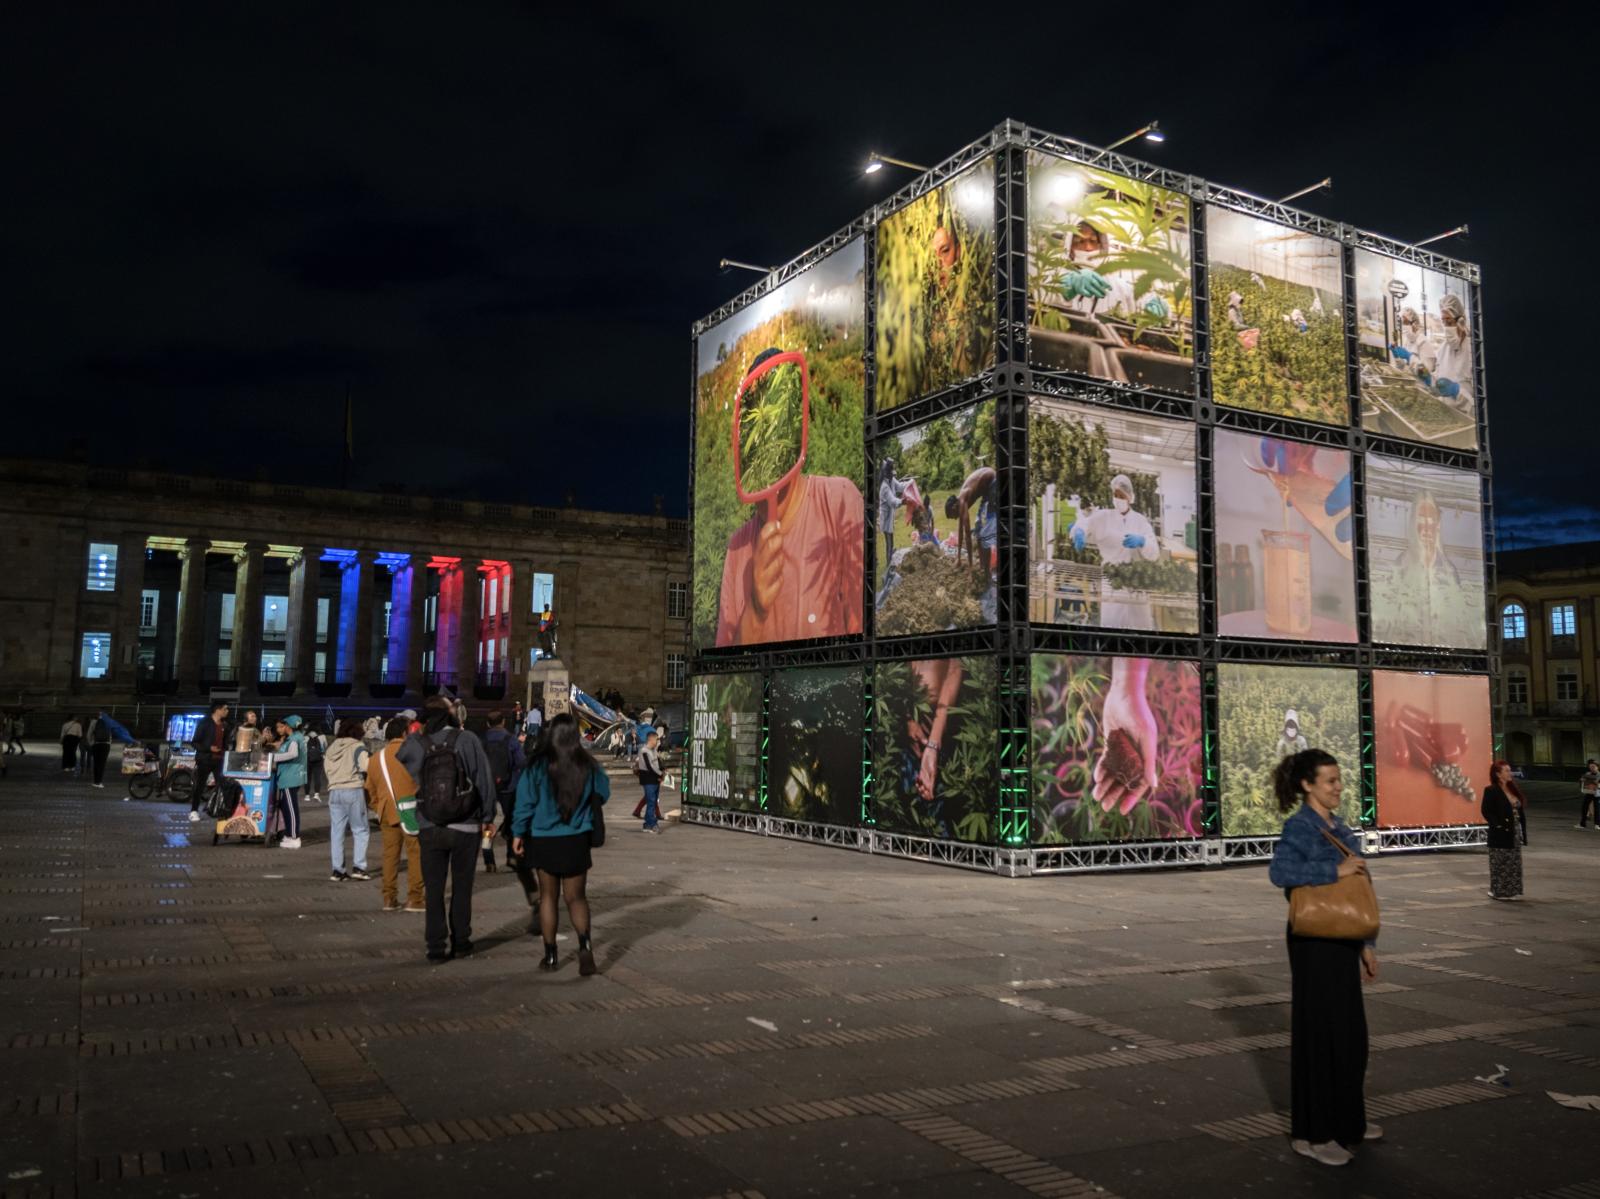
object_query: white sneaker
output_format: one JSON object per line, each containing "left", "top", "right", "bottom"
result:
{"left": 92, "top": 783, "right": 105, "bottom": 789}
{"left": 1292, "top": 1140, "right": 1353, "bottom": 1166}
{"left": 187, "top": 810, "right": 200, "bottom": 823}
{"left": 280, "top": 837, "right": 302, "bottom": 849}
{"left": 1364, "top": 1122, "right": 1384, "bottom": 1141}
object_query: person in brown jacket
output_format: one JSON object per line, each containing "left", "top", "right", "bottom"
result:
{"left": 365, "top": 717, "right": 424, "bottom": 912}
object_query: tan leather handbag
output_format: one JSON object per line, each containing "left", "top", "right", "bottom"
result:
{"left": 1289, "top": 826, "right": 1380, "bottom": 941}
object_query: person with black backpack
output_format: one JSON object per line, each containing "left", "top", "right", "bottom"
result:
{"left": 511, "top": 711, "right": 610, "bottom": 975}
{"left": 84, "top": 711, "right": 115, "bottom": 788}
{"left": 396, "top": 696, "right": 498, "bottom": 964}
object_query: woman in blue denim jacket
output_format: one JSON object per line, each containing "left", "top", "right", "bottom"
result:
{"left": 1267, "top": 748, "right": 1381, "bottom": 1169}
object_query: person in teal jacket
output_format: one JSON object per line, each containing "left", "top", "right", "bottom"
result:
{"left": 511, "top": 712, "right": 608, "bottom": 976}
{"left": 270, "top": 715, "right": 308, "bottom": 849}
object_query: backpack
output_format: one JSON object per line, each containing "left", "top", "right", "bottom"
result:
{"left": 417, "top": 730, "right": 477, "bottom": 825}
{"left": 306, "top": 735, "right": 324, "bottom": 765}
{"left": 91, "top": 720, "right": 111, "bottom": 745}
{"left": 485, "top": 735, "right": 514, "bottom": 795}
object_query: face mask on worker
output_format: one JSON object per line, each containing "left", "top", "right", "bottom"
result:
{"left": 1113, "top": 497, "right": 1130, "bottom": 514}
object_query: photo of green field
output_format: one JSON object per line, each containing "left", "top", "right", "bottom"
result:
{"left": 873, "top": 656, "right": 997, "bottom": 843}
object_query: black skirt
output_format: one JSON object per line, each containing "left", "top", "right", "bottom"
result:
{"left": 528, "top": 833, "right": 592, "bottom": 878}
{"left": 1288, "top": 925, "right": 1368, "bottom": 1145}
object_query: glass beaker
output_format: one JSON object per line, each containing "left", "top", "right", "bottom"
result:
{"left": 1261, "top": 530, "right": 1312, "bottom": 636}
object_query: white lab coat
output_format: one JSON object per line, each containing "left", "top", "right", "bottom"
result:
{"left": 1065, "top": 248, "right": 1137, "bottom": 320}
{"left": 1072, "top": 507, "right": 1159, "bottom": 630}
{"left": 1428, "top": 329, "right": 1474, "bottom": 410}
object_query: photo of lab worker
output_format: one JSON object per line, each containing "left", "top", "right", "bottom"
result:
{"left": 1365, "top": 454, "right": 1486, "bottom": 649}
{"left": 1069, "top": 474, "right": 1159, "bottom": 629}
{"left": 1355, "top": 250, "right": 1478, "bottom": 449}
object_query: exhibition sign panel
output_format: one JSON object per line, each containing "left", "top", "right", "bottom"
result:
{"left": 874, "top": 160, "right": 997, "bottom": 410}
{"left": 1027, "top": 153, "right": 1194, "bottom": 394}
{"left": 1028, "top": 398, "right": 1198, "bottom": 632}
{"left": 693, "top": 240, "right": 866, "bottom": 650}
{"left": 1206, "top": 208, "right": 1348, "bottom": 425}
{"left": 687, "top": 673, "right": 763, "bottom": 812}
{"left": 873, "top": 656, "right": 998, "bottom": 843}
{"left": 1365, "top": 454, "right": 1487, "bottom": 649}
{"left": 874, "top": 400, "right": 997, "bottom": 636}
{"left": 1030, "top": 654, "right": 1203, "bottom": 843}
{"left": 1214, "top": 430, "right": 1357, "bottom": 643}
{"left": 768, "top": 665, "right": 863, "bottom": 827}
{"left": 1372, "top": 670, "right": 1490, "bottom": 828}
{"left": 1219, "top": 663, "right": 1361, "bottom": 836}
{"left": 1355, "top": 249, "right": 1477, "bottom": 450}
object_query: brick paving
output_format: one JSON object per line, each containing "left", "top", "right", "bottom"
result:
{"left": 1, "top": 746, "right": 1599, "bottom": 1197}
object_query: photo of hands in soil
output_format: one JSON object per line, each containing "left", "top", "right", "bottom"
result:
{"left": 874, "top": 402, "right": 997, "bottom": 636}
{"left": 1207, "top": 208, "right": 1347, "bottom": 425}
{"left": 873, "top": 656, "right": 998, "bottom": 843}
{"left": 1365, "top": 454, "right": 1487, "bottom": 649}
{"left": 1031, "top": 655, "right": 1202, "bottom": 843}
{"left": 693, "top": 240, "right": 865, "bottom": 650}
{"left": 1027, "top": 154, "right": 1194, "bottom": 394}
{"left": 1028, "top": 399, "right": 1198, "bottom": 632}
{"left": 1356, "top": 249, "right": 1477, "bottom": 449}
{"left": 1214, "top": 430, "right": 1357, "bottom": 643}
{"left": 1372, "top": 670, "right": 1491, "bottom": 828}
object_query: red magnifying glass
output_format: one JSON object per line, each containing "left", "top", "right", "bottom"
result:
{"left": 731, "top": 349, "right": 810, "bottom": 506}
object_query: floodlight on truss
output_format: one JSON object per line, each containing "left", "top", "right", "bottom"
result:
{"left": 863, "top": 151, "right": 930, "bottom": 175}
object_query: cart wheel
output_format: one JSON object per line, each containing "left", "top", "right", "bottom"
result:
{"left": 127, "top": 775, "right": 154, "bottom": 801}
{"left": 168, "top": 769, "right": 194, "bottom": 803}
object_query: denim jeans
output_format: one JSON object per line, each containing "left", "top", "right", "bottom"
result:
{"left": 328, "top": 788, "right": 369, "bottom": 872}
{"left": 641, "top": 782, "right": 661, "bottom": 830}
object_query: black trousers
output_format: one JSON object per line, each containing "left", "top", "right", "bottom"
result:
{"left": 418, "top": 826, "right": 479, "bottom": 955}
{"left": 191, "top": 753, "right": 223, "bottom": 811}
{"left": 1580, "top": 793, "right": 1597, "bottom": 827}
{"left": 1288, "top": 927, "right": 1368, "bottom": 1146}
{"left": 90, "top": 743, "right": 110, "bottom": 784}
{"left": 61, "top": 735, "right": 81, "bottom": 770}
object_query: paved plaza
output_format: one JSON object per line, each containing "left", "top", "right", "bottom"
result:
{"left": 2, "top": 747, "right": 1599, "bottom": 1199}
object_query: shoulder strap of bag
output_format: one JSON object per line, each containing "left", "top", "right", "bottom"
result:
{"left": 1318, "top": 825, "right": 1355, "bottom": 858}
{"left": 377, "top": 747, "right": 398, "bottom": 798}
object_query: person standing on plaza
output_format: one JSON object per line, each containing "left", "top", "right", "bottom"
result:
{"left": 76, "top": 715, "right": 93, "bottom": 777}
{"left": 1268, "top": 748, "right": 1381, "bottom": 1168}
{"left": 6, "top": 714, "right": 25, "bottom": 756}
{"left": 270, "top": 715, "right": 308, "bottom": 849}
{"left": 483, "top": 710, "right": 531, "bottom": 892}
{"left": 365, "top": 717, "right": 425, "bottom": 913}
{"left": 84, "top": 712, "right": 114, "bottom": 789}
{"left": 524, "top": 703, "right": 543, "bottom": 743}
{"left": 186, "top": 702, "right": 229, "bottom": 820}
{"left": 60, "top": 715, "right": 84, "bottom": 772}
{"left": 636, "top": 728, "right": 663, "bottom": 834}
{"left": 233, "top": 709, "right": 261, "bottom": 754}
{"left": 324, "top": 718, "right": 372, "bottom": 882}
{"left": 1578, "top": 759, "right": 1599, "bottom": 829}
{"left": 512, "top": 711, "right": 608, "bottom": 975}
{"left": 1483, "top": 760, "right": 1526, "bottom": 901}
{"left": 304, "top": 723, "right": 328, "bottom": 802}
{"left": 397, "top": 696, "right": 497, "bottom": 963}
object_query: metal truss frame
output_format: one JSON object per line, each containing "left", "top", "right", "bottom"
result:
{"left": 1371, "top": 824, "right": 1488, "bottom": 852}
{"left": 1028, "top": 837, "right": 1211, "bottom": 874}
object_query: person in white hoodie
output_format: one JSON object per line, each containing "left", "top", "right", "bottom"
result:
{"left": 324, "top": 718, "right": 372, "bottom": 882}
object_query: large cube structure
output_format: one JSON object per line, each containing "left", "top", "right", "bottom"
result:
{"left": 685, "top": 120, "right": 1492, "bottom": 874}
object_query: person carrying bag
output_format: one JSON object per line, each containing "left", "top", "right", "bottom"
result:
{"left": 1268, "top": 748, "right": 1382, "bottom": 1170}
{"left": 365, "top": 717, "right": 424, "bottom": 912}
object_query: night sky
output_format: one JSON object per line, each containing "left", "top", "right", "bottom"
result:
{"left": 1, "top": 4, "right": 1579, "bottom": 547}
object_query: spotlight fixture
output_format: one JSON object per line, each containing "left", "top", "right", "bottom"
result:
{"left": 864, "top": 152, "right": 930, "bottom": 176}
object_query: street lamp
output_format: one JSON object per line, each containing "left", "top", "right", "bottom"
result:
{"left": 1415, "top": 224, "right": 1469, "bottom": 247}
{"left": 1276, "top": 177, "right": 1332, "bottom": 205}
{"left": 1104, "top": 121, "right": 1164, "bottom": 152}
{"left": 719, "top": 258, "right": 775, "bottom": 274}
{"left": 864, "top": 152, "right": 930, "bottom": 176}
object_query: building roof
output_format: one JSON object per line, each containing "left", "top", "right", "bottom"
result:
{"left": 1498, "top": 541, "right": 1600, "bottom": 583}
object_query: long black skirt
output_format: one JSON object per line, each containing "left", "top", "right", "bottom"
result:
{"left": 1288, "top": 926, "right": 1368, "bottom": 1145}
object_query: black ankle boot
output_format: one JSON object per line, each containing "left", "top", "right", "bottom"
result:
{"left": 539, "top": 943, "right": 559, "bottom": 971}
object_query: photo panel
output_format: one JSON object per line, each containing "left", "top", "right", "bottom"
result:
{"left": 1213, "top": 429, "right": 1356, "bottom": 643}
{"left": 1372, "top": 671, "right": 1490, "bottom": 828}
{"left": 873, "top": 656, "right": 997, "bottom": 843}
{"left": 874, "top": 401, "right": 996, "bottom": 636}
{"left": 1207, "top": 208, "right": 1347, "bottom": 425}
{"left": 1219, "top": 663, "right": 1361, "bottom": 836}
{"left": 1031, "top": 655, "right": 1203, "bottom": 843}
{"left": 693, "top": 239, "right": 866, "bottom": 650}
{"left": 1028, "top": 399, "right": 1198, "bottom": 632}
{"left": 1366, "top": 454, "right": 1486, "bottom": 648}
{"left": 1027, "top": 153, "right": 1194, "bottom": 393}
{"left": 687, "top": 673, "right": 763, "bottom": 812}
{"left": 767, "top": 665, "right": 863, "bottom": 827}
{"left": 1355, "top": 249, "right": 1477, "bottom": 449}
{"left": 874, "top": 160, "right": 996, "bottom": 410}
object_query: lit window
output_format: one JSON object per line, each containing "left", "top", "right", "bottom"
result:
{"left": 532, "top": 572, "right": 555, "bottom": 612}
{"left": 85, "top": 543, "right": 118, "bottom": 591}
{"left": 1551, "top": 603, "right": 1577, "bottom": 638}
{"left": 316, "top": 597, "right": 331, "bottom": 640}
{"left": 79, "top": 632, "right": 111, "bottom": 679}
{"left": 139, "top": 590, "right": 159, "bottom": 633}
{"left": 487, "top": 576, "right": 499, "bottom": 618}
{"left": 499, "top": 636, "right": 508, "bottom": 665}
{"left": 1501, "top": 602, "right": 1526, "bottom": 642}
{"left": 667, "top": 581, "right": 688, "bottom": 620}
{"left": 381, "top": 600, "right": 392, "bottom": 638}
{"left": 666, "top": 653, "right": 686, "bottom": 692}
{"left": 263, "top": 595, "right": 288, "bottom": 637}
{"left": 219, "top": 594, "right": 236, "bottom": 636}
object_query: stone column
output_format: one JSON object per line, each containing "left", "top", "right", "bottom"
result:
{"left": 348, "top": 551, "right": 376, "bottom": 694}
{"left": 232, "top": 541, "right": 267, "bottom": 690}
{"left": 174, "top": 537, "right": 209, "bottom": 692}
{"left": 454, "top": 559, "right": 483, "bottom": 695}
{"left": 285, "top": 545, "right": 323, "bottom": 696}
{"left": 386, "top": 558, "right": 414, "bottom": 689}
{"left": 112, "top": 530, "right": 147, "bottom": 688}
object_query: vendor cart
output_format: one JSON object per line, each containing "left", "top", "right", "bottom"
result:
{"left": 213, "top": 750, "right": 276, "bottom": 846}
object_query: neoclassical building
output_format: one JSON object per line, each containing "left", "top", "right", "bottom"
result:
{"left": 0, "top": 458, "right": 688, "bottom": 711}
{"left": 1497, "top": 541, "right": 1600, "bottom": 769}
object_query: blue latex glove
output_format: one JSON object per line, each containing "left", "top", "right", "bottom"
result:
{"left": 1324, "top": 472, "right": 1352, "bottom": 544}
{"left": 1433, "top": 376, "right": 1461, "bottom": 399}
{"left": 1257, "top": 438, "right": 1292, "bottom": 474}
{"left": 1060, "top": 268, "right": 1111, "bottom": 300}
{"left": 1142, "top": 296, "right": 1169, "bottom": 319}
{"left": 1388, "top": 344, "right": 1412, "bottom": 363}
{"left": 1071, "top": 527, "right": 1087, "bottom": 552}
{"left": 1122, "top": 534, "right": 1146, "bottom": 549}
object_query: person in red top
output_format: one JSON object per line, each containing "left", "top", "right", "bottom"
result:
{"left": 716, "top": 471, "right": 864, "bottom": 646}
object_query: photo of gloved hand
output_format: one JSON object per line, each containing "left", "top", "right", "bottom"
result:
{"left": 1122, "top": 534, "right": 1145, "bottom": 549}
{"left": 1071, "top": 527, "right": 1087, "bottom": 551}
{"left": 1059, "top": 268, "right": 1111, "bottom": 301}
{"left": 1141, "top": 295, "right": 1169, "bottom": 319}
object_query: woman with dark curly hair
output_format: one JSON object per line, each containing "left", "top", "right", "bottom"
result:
{"left": 1481, "top": 760, "right": 1525, "bottom": 900}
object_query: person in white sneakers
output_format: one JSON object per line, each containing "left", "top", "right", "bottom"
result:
{"left": 270, "top": 716, "right": 308, "bottom": 849}
{"left": 324, "top": 718, "right": 372, "bottom": 882}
